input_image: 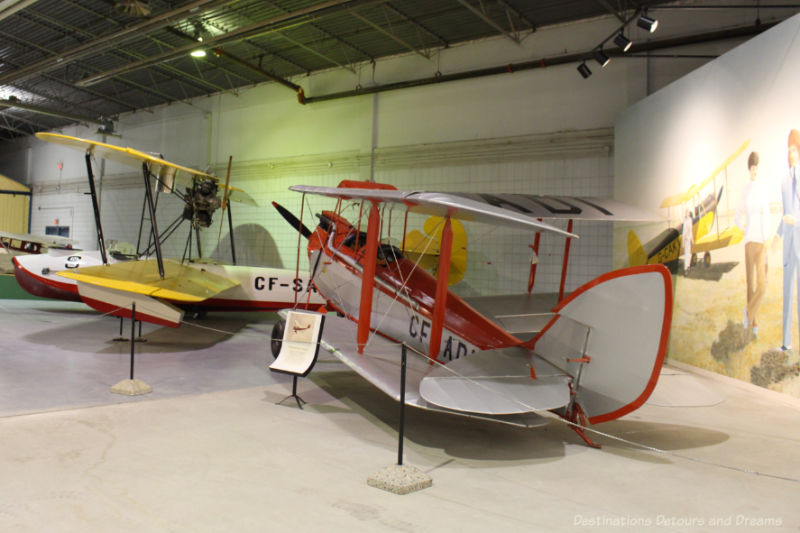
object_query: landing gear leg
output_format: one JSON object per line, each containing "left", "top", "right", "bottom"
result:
{"left": 560, "top": 402, "right": 601, "bottom": 449}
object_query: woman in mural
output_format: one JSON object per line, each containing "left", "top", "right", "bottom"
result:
{"left": 778, "top": 130, "right": 800, "bottom": 353}
{"left": 735, "top": 151, "right": 770, "bottom": 338}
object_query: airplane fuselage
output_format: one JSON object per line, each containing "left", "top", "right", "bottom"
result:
{"left": 13, "top": 250, "right": 324, "bottom": 317}
{"left": 308, "top": 211, "right": 520, "bottom": 361}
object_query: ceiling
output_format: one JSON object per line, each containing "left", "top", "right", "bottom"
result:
{"left": 0, "top": 0, "right": 785, "bottom": 141}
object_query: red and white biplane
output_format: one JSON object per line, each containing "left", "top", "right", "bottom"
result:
{"left": 275, "top": 180, "right": 673, "bottom": 445}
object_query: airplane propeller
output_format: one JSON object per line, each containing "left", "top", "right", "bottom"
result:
{"left": 272, "top": 201, "right": 312, "bottom": 239}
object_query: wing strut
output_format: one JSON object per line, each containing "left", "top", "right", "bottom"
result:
{"left": 227, "top": 202, "right": 237, "bottom": 265}
{"left": 84, "top": 152, "right": 108, "bottom": 265}
{"left": 527, "top": 224, "right": 541, "bottom": 293}
{"left": 558, "top": 219, "right": 574, "bottom": 301}
{"left": 428, "top": 216, "right": 453, "bottom": 361}
{"left": 141, "top": 162, "right": 165, "bottom": 279}
{"left": 357, "top": 202, "right": 380, "bottom": 353}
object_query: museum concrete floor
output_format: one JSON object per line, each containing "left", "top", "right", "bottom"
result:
{"left": 1, "top": 299, "right": 799, "bottom": 532}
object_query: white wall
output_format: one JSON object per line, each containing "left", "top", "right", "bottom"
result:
{"left": 0, "top": 5, "right": 789, "bottom": 295}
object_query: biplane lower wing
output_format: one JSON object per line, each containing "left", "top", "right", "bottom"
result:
{"left": 311, "top": 314, "right": 551, "bottom": 427}
{"left": 693, "top": 225, "right": 743, "bottom": 254}
{"left": 57, "top": 258, "right": 239, "bottom": 302}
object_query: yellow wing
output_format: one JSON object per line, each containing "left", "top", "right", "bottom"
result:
{"left": 404, "top": 216, "right": 468, "bottom": 285}
{"left": 57, "top": 258, "right": 238, "bottom": 302}
{"left": 693, "top": 226, "right": 744, "bottom": 253}
{"left": 659, "top": 139, "right": 750, "bottom": 208}
{"left": 35, "top": 132, "right": 257, "bottom": 206}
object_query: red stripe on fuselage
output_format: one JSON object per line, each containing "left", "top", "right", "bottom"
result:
{"left": 311, "top": 210, "right": 519, "bottom": 350}
{"left": 12, "top": 257, "right": 81, "bottom": 301}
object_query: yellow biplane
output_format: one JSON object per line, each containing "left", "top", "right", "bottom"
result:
{"left": 628, "top": 140, "right": 748, "bottom": 273}
{"left": 13, "top": 133, "right": 324, "bottom": 327}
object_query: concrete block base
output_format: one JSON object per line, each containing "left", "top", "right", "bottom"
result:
{"left": 367, "top": 464, "right": 432, "bottom": 495}
{"left": 110, "top": 379, "right": 152, "bottom": 396}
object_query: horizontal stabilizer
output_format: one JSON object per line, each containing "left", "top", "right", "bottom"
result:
{"left": 420, "top": 347, "right": 570, "bottom": 415}
{"left": 58, "top": 258, "right": 239, "bottom": 302}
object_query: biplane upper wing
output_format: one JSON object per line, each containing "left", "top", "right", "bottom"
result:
{"left": 660, "top": 139, "right": 750, "bottom": 208}
{"left": 35, "top": 133, "right": 257, "bottom": 206}
{"left": 292, "top": 186, "right": 660, "bottom": 236}
{"left": 57, "top": 258, "right": 239, "bottom": 302}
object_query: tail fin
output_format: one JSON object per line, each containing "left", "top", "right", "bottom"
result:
{"left": 626, "top": 230, "right": 648, "bottom": 267}
{"left": 528, "top": 264, "right": 673, "bottom": 424}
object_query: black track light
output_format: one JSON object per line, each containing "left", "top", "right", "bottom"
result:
{"left": 577, "top": 62, "right": 592, "bottom": 79}
{"left": 593, "top": 48, "right": 610, "bottom": 67}
{"left": 638, "top": 14, "right": 658, "bottom": 33}
{"left": 614, "top": 32, "right": 632, "bottom": 52}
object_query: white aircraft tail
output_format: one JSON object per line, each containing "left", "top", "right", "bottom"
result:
{"left": 528, "top": 264, "right": 673, "bottom": 424}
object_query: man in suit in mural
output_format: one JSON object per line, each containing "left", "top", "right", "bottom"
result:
{"left": 778, "top": 129, "right": 800, "bottom": 353}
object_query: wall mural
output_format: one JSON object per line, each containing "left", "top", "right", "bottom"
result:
{"left": 614, "top": 13, "right": 800, "bottom": 397}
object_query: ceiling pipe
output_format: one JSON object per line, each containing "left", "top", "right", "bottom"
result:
{"left": 304, "top": 20, "right": 777, "bottom": 104}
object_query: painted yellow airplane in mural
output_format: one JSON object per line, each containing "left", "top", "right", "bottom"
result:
{"left": 628, "top": 140, "right": 748, "bottom": 273}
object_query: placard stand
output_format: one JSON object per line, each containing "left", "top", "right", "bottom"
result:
{"left": 269, "top": 310, "right": 326, "bottom": 409}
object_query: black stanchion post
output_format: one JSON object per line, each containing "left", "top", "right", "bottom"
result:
{"left": 398, "top": 343, "right": 407, "bottom": 466}
{"left": 130, "top": 302, "right": 136, "bottom": 380}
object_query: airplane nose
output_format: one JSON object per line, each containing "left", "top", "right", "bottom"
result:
{"left": 12, "top": 256, "right": 82, "bottom": 302}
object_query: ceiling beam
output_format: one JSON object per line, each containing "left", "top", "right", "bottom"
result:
{"left": 0, "top": 98, "right": 106, "bottom": 125}
{"left": 594, "top": 0, "right": 627, "bottom": 23}
{"left": 0, "top": 0, "right": 233, "bottom": 86}
{"left": 496, "top": 0, "right": 536, "bottom": 31}
{"left": 213, "top": 48, "right": 303, "bottom": 92}
{"left": 278, "top": 30, "right": 358, "bottom": 72}
{"left": 75, "top": 0, "right": 386, "bottom": 88}
{"left": 304, "top": 20, "right": 777, "bottom": 103}
{"left": 384, "top": 4, "right": 449, "bottom": 47}
{"left": 0, "top": 0, "right": 39, "bottom": 21}
{"left": 454, "top": 0, "right": 520, "bottom": 44}
{"left": 350, "top": 10, "right": 431, "bottom": 60}
{"left": 261, "top": 0, "right": 374, "bottom": 64}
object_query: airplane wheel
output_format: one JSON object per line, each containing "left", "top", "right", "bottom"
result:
{"left": 703, "top": 252, "right": 711, "bottom": 267}
{"left": 690, "top": 253, "right": 698, "bottom": 267}
{"left": 270, "top": 319, "right": 285, "bottom": 359}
